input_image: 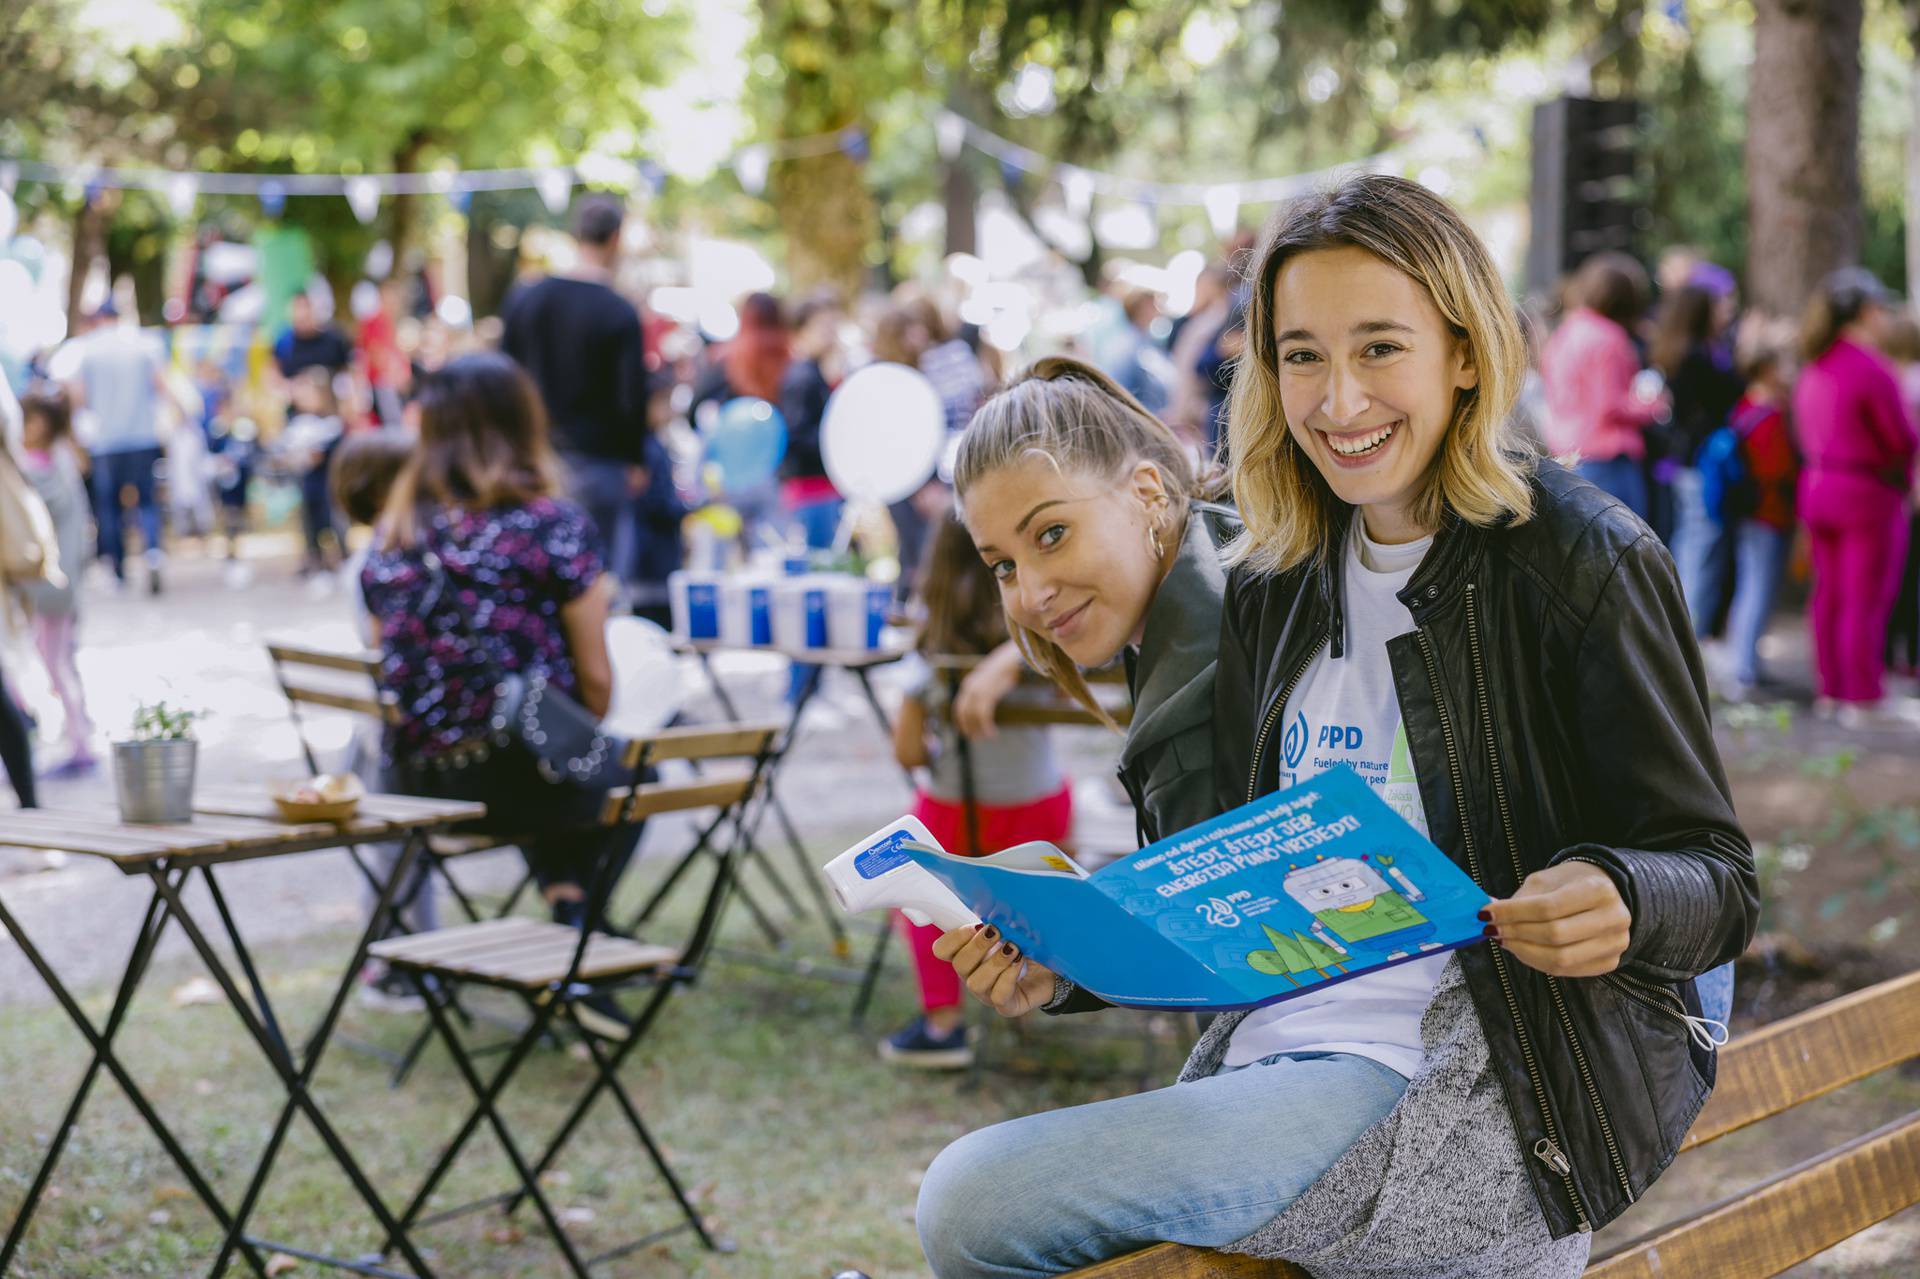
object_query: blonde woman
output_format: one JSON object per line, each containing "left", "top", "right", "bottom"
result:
{"left": 920, "top": 177, "right": 1754, "bottom": 1279}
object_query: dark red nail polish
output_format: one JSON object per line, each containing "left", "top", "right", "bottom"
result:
{"left": 1483, "top": 924, "right": 1499, "bottom": 938}
{"left": 984, "top": 926, "right": 998, "bottom": 940}
{"left": 1001, "top": 943, "right": 1015, "bottom": 956}
{"left": 1476, "top": 908, "right": 1492, "bottom": 922}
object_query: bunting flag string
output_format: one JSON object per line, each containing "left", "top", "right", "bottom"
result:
{"left": 0, "top": 113, "right": 1393, "bottom": 222}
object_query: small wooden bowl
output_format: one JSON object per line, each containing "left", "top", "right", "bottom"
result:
{"left": 270, "top": 775, "right": 364, "bottom": 823}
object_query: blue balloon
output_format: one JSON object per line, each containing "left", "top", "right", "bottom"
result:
{"left": 705, "top": 397, "right": 787, "bottom": 494}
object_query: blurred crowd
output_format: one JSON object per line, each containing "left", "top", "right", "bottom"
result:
{"left": 0, "top": 196, "right": 1915, "bottom": 824}
{"left": 1534, "top": 247, "right": 1920, "bottom": 725}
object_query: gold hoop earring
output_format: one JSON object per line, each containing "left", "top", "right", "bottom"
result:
{"left": 1147, "top": 522, "right": 1164, "bottom": 560}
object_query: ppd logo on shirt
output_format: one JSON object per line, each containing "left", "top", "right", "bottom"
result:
{"left": 1317, "top": 724, "right": 1365, "bottom": 750}
{"left": 1282, "top": 712, "right": 1308, "bottom": 770}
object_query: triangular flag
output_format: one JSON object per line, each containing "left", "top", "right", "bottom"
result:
{"left": 258, "top": 179, "right": 287, "bottom": 217}
{"left": 1060, "top": 166, "right": 1093, "bottom": 220}
{"left": 733, "top": 145, "right": 769, "bottom": 195}
{"left": 935, "top": 112, "right": 966, "bottom": 161}
{"left": 1204, "top": 184, "right": 1239, "bottom": 239}
{"left": 166, "top": 172, "right": 199, "bottom": 220}
{"left": 345, "top": 175, "right": 381, "bottom": 224}
{"left": 536, "top": 167, "right": 573, "bottom": 214}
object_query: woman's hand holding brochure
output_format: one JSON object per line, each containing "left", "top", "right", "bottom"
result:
{"left": 931, "top": 923, "right": 1057, "bottom": 1017}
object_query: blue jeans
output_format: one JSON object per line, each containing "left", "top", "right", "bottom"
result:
{"left": 1725, "top": 522, "right": 1791, "bottom": 688}
{"left": 1696, "top": 962, "right": 1734, "bottom": 1028}
{"left": 1575, "top": 456, "right": 1648, "bottom": 522}
{"left": 917, "top": 1051, "right": 1406, "bottom": 1278}
{"left": 562, "top": 453, "right": 636, "bottom": 582}
{"left": 1670, "top": 468, "right": 1732, "bottom": 637}
{"left": 92, "top": 446, "right": 164, "bottom": 580}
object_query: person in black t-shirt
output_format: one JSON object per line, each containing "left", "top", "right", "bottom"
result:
{"left": 500, "top": 196, "right": 650, "bottom": 582}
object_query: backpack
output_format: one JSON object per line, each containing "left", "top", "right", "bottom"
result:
{"left": 1697, "top": 402, "right": 1774, "bottom": 526}
{"left": 0, "top": 447, "right": 64, "bottom": 591}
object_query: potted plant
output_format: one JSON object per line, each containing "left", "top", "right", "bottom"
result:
{"left": 113, "top": 701, "right": 205, "bottom": 823}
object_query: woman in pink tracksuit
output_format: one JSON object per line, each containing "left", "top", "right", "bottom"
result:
{"left": 1793, "top": 269, "right": 1919, "bottom": 718}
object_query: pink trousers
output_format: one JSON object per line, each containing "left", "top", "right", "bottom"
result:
{"left": 1800, "top": 474, "right": 1910, "bottom": 704}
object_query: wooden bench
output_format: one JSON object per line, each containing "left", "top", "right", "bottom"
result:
{"left": 1068, "top": 969, "right": 1920, "bottom": 1279}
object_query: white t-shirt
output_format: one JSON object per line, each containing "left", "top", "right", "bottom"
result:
{"left": 1224, "top": 521, "right": 1449, "bottom": 1079}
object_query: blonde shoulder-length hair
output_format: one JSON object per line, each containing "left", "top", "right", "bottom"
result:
{"left": 952, "top": 356, "right": 1205, "bottom": 728}
{"left": 1225, "top": 173, "right": 1535, "bottom": 575}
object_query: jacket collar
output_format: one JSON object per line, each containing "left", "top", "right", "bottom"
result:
{"left": 1311, "top": 501, "right": 1487, "bottom": 655}
{"left": 1119, "top": 504, "right": 1232, "bottom": 767}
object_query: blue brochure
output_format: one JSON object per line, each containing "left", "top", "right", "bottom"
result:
{"left": 865, "top": 765, "right": 1491, "bottom": 1011}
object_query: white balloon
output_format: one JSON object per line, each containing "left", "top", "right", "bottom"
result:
{"left": 601, "top": 616, "right": 686, "bottom": 738}
{"left": 821, "top": 362, "right": 946, "bottom": 504}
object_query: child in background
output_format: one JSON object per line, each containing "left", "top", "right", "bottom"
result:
{"left": 883, "top": 515, "right": 1073, "bottom": 1069}
{"left": 629, "top": 379, "right": 690, "bottom": 631}
{"left": 16, "top": 389, "right": 96, "bottom": 776}
{"left": 1720, "top": 321, "right": 1802, "bottom": 699}
{"left": 330, "top": 428, "right": 432, "bottom": 1010}
{"left": 284, "top": 369, "right": 345, "bottom": 578}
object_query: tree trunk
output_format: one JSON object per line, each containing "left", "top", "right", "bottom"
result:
{"left": 772, "top": 150, "right": 875, "bottom": 300}
{"left": 64, "top": 198, "right": 106, "bottom": 338}
{"left": 1746, "top": 0, "right": 1864, "bottom": 317}
{"left": 389, "top": 129, "right": 430, "bottom": 272}
{"left": 1906, "top": 2, "right": 1920, "bottom": 303}
{"left": 943, "top": 156, "right": 977, "bottom": 258}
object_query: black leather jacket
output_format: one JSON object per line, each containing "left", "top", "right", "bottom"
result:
{"left": 1212, "top": 460, "right": 1757, "bottom": 1237}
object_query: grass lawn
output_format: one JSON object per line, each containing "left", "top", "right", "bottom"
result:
{"left": 0, "top": 858, "right": 1167, "bottom": 1279}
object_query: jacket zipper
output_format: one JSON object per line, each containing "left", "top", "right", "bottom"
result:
{"left": 1245, "top": 635, "right": 1329, "bottom": 805}
{"left": 1462, "top": 582, "right": 1636, "bottom": 1210}
{"left": 1414, "top": 624, "right": 1593, "bottom": 1233}
{"left": 1603, "top": 970, "right": 1690, "bottom": 1022}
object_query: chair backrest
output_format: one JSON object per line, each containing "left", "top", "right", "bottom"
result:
{"left": 564, "top": 722, "right": 784, "bottom": 984}
{"left": 266, "top": 640, "right": 399, "bottom": 773}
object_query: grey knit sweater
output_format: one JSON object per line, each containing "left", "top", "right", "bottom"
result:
{"left": 1178, "top": 957, "right": 1592, "bottom": 1279}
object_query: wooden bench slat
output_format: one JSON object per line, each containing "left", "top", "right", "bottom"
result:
{"left": 1682, "top": 968, "right": 1920, "bottom": 1152}
{"left": 1589, "top": 1109, "right": 1920, "bottom": 1278}
{"left": 282, "top": 683, "right": 401, "bottom": 724}
{"left": 371, "top": 918, "right": 678, "bottom": 986}
{"left": 1067, "top": 1244, "right": 1301, "bottom": 1278}
{"left": 268, "top": 642, "right": 383, "bottom": 675}
{"left": 995, "top": 703, "right": 1132, "bottom": 728}
{"left": 426, "top": 832, "right": 515, "bottom": 857}
{"left": 599, "top": 774, "right": 754, "bottom": 824}
{"left": 620, "top": 722, "right": 781, "bottom": 766}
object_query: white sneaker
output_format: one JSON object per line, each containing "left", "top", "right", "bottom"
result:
{"left": 1835, "top": 702, "right": 1903, "bottom": 731}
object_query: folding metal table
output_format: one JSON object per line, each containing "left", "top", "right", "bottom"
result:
{"left": 0, "top": 789, "right": 484, "bottom": 1278}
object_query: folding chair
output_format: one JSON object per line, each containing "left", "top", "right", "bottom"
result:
{"left": 266, "top": 640, "right": 539, "bottom": 925}
{"left": 367, "top": 721, "right": 781, "bottom": 1274}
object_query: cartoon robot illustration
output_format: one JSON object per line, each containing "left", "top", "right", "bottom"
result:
{"left": 1280, "top": 854, "right": 1442, "bottom": 961}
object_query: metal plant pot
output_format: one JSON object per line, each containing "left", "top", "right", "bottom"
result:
{"left": 113, "top": 738, "right": 198, "bottom": 824}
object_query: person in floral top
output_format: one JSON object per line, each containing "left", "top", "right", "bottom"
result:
{"left": 362, "top": 352, "right": 638, "bottom": 1035}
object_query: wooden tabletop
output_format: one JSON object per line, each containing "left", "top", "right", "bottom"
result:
{"left": 0, "top": 788, "right": 485, "bottom": 872}
{"left": 671, "top": 637, "right": 910, "bottom": 668}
